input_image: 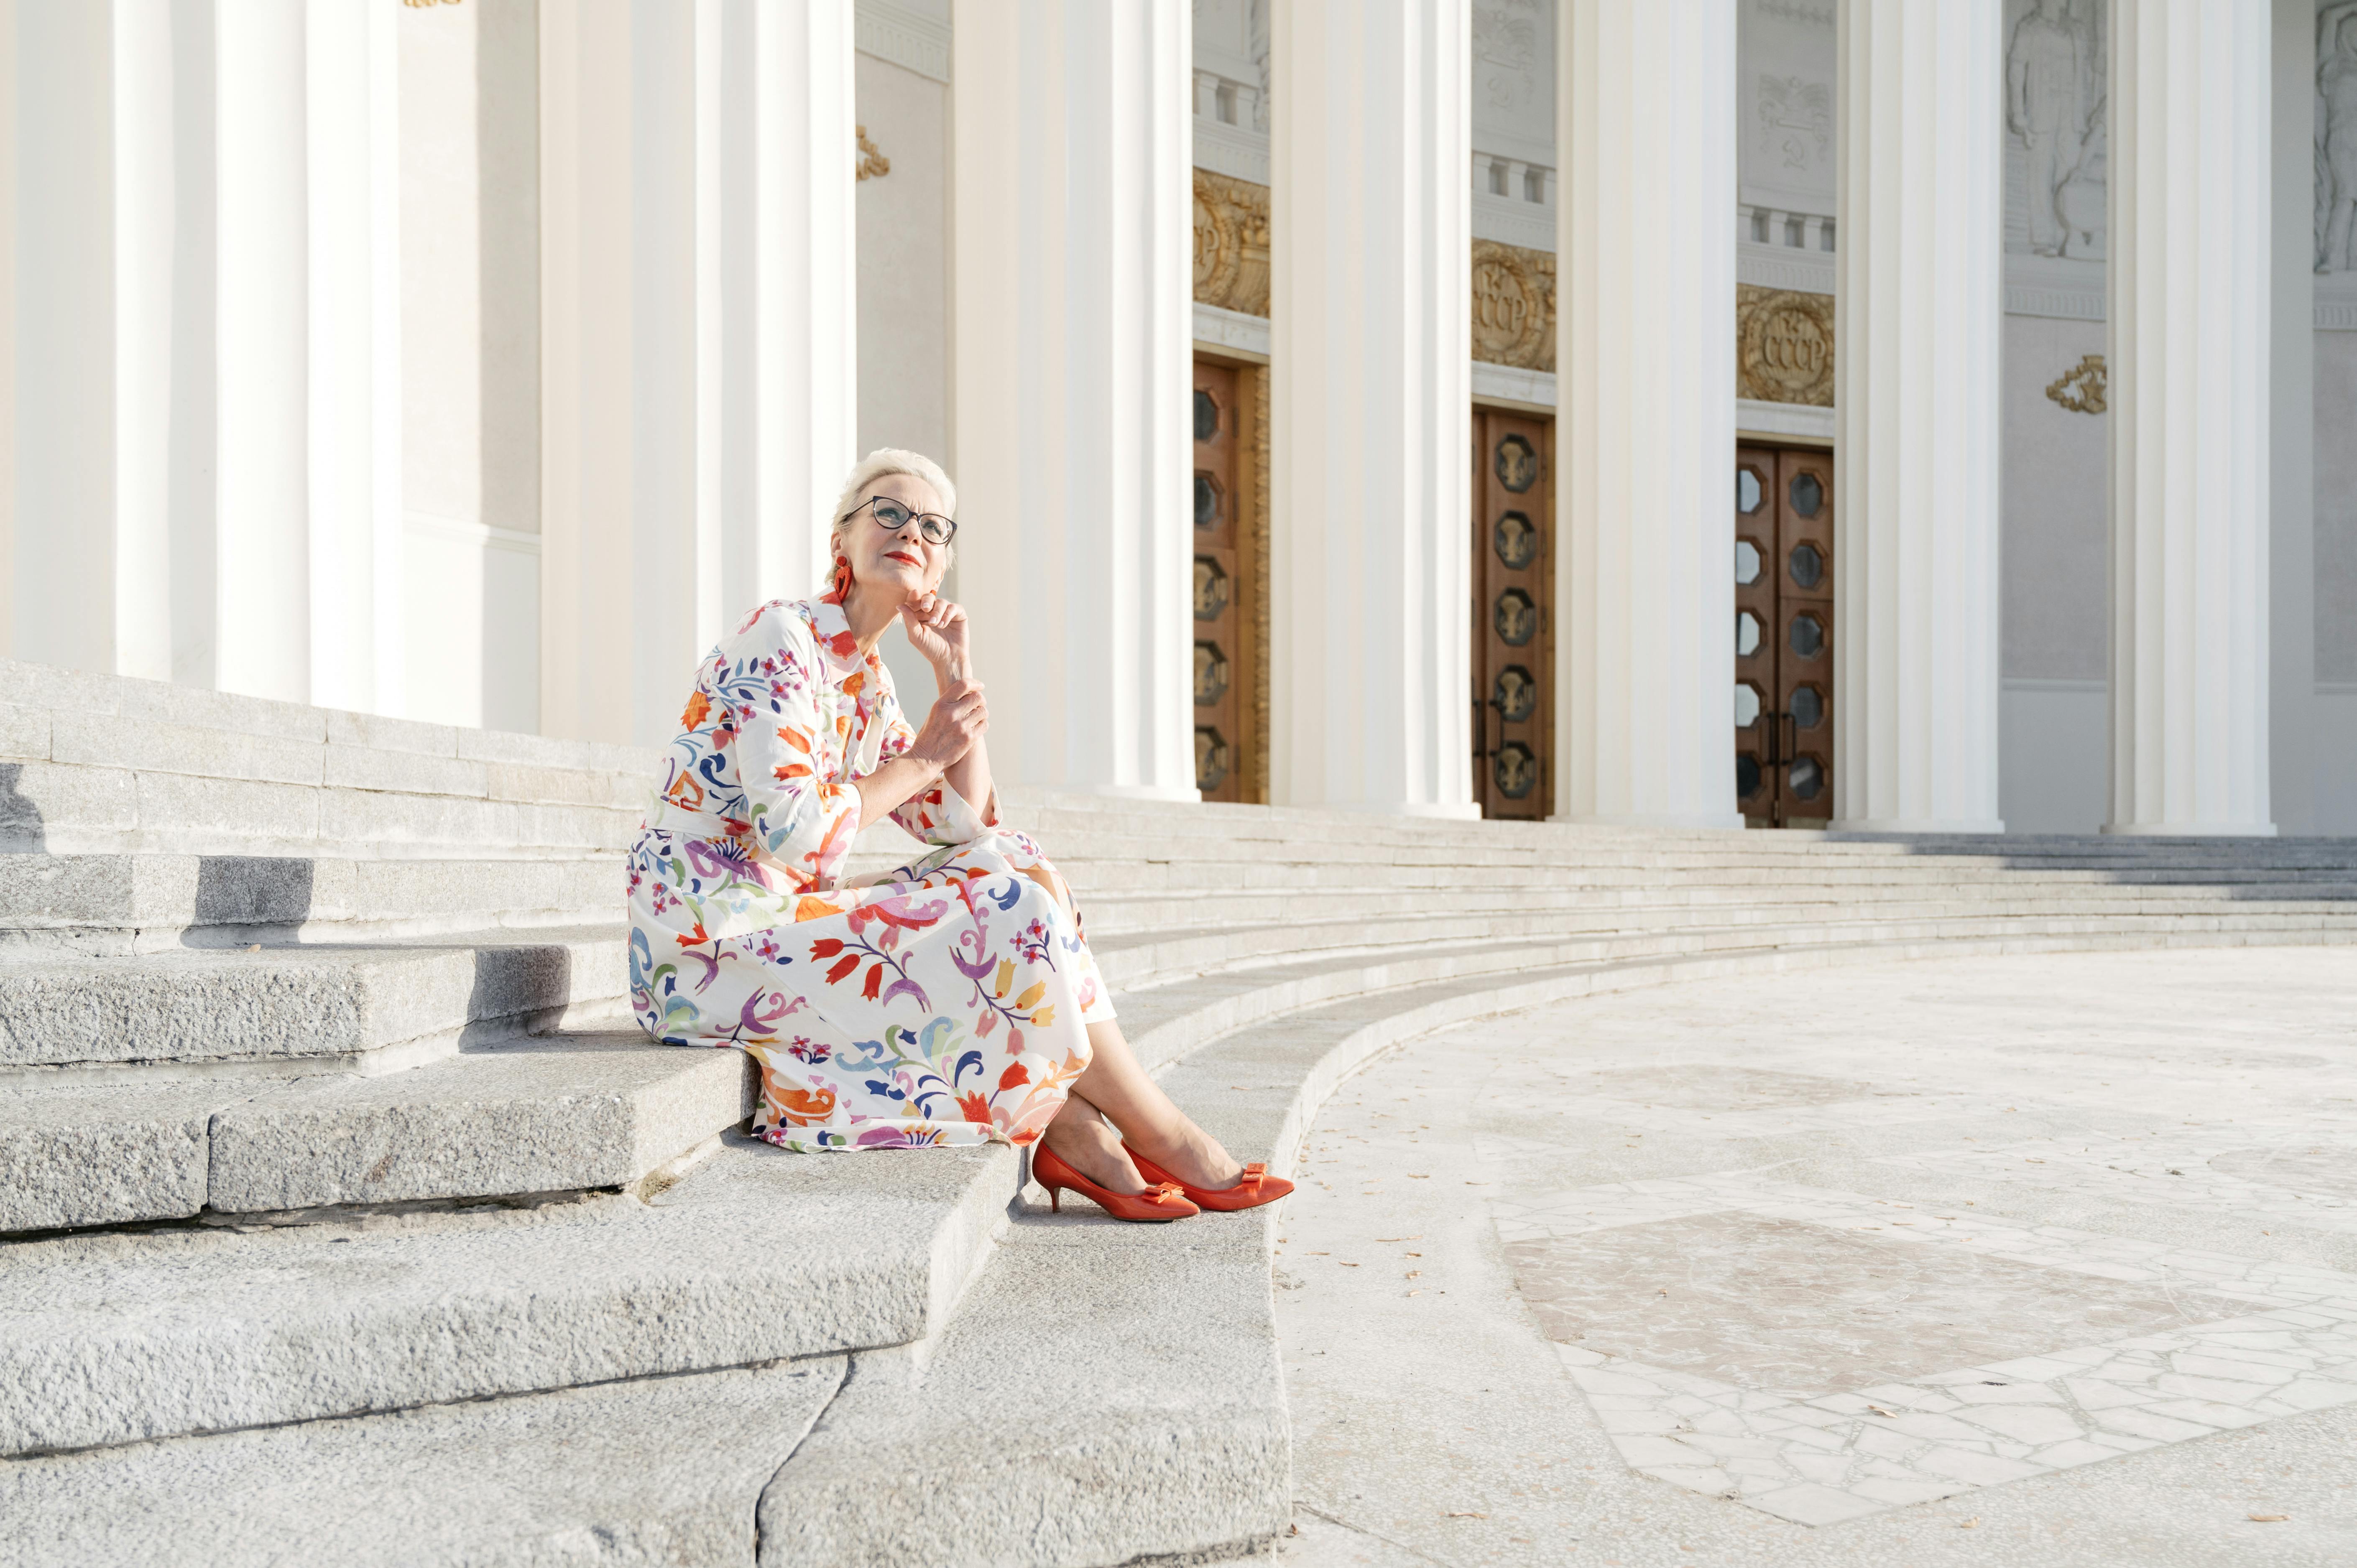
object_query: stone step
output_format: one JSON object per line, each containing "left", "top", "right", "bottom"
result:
{"left": 0, "top": 928, "right": 626, "bottom": 1076}
{"left": 1094, "top": 900, "right": 2357, "bottom": 999}
{"left": 1078, "top": 880, "right": 2357, "bottom": 941}
{"left": 0, "top": 1034, "right": 754, "bottom": 1234}
{"left": 0, "top": 1356, "right": 847, "bottom": 1568}
{"left": 0, "top": 1137, "right": 1014, "bottom": 1458}
{"left": 0, "top": 852, "right": 626, "bottom": 954}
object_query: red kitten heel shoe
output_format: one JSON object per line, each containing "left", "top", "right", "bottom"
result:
{"left": 1122, "top": 1148, "right": 1295, "bottom": 1212}
{"left": 1031, "top": 1143, "right": 1200, "bottom": 1222}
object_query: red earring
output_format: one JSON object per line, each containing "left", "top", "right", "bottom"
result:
{"left": 827, "top": 554, "right": 851, "bottom": 602}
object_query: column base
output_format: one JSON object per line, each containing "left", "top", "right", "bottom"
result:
{"left": 2102, "top": 820, "right": 2278, "bottom": 838}
{"left": 1829, "top": 818, "right": 2007, "bottom": 836}
{"left": 1548, "top": 812, "right": 1747, "bottom": 831}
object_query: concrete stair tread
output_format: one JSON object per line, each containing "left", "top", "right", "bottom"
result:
{"left": 0, "top": 1356, "right": 845, "bottom": 1568}
{"left": 0, "top": 1137, "right": 1015, "bottom": 1457}
{"left": 0, "top": 925, "right": 626, "bottom": 1072}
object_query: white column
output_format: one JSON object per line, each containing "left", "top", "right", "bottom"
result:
{"left": 1269, "top": 0, "right": 1473, "bottom": 816}
{"left": 304, "top": 0, "right": 402, "bottom": 716}
{"left": 114, "top": 1, "right": 179, "bottom": 683}
{"left": 1830, "top": 0, "right": 2003, "bottom": 833}
{"left": 2268, "top": 0, "right": 2315, "bottom": 834}
{"left": 951, "top": 0, "right": 1195, "bottom": 800}
{"left": 12, "top": 2, "right": 119, "bottom": 675}
{"left": 2105, "top": 0, "right": 2274, "bottom": 836}
{"left": 1555, "top": 0, "right": 1739, "bottom": 828}
{"left": 541, "top": 0, "right": 855, "bottom": 748}
{"left": 215, "top": 0, "right": 312, "bottom": 704}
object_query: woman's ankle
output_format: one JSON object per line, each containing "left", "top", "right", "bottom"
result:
{"left": 1040, "top": 1113, "right": 1147, "bottom": 1193}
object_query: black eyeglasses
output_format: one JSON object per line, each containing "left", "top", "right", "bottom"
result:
{"left": 844, "top": 495, "right": 957, "bottom": 546}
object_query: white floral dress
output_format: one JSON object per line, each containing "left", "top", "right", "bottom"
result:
{"left": 626, "top": 594, "right": 1114, "bottom": 1150}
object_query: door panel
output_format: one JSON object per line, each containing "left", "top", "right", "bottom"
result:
{"left": 1734, "top": 443, "right": 1834, "bottom": 827}
{"left": 1192, "top": 359, "right": 1254, "bottom": 802}
{"left": 1472, "top": 408, "right": 1554, "bottom": 820}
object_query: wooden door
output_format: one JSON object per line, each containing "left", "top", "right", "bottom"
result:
{"left": 1192, "top": 359, "right": 1256, "bottom": 801}
{"left": 1734, "top": 444, "right": 1834, "bottom": 826}
{"left": 1471, "top": 408, "right": 1553, "bottom": 820}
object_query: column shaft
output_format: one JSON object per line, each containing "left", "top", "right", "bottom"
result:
{"left": 2106, "top": 0, "right": 2274, "bottom": 835}
{"left": 215, "top": 0, "right": 312, "bottom": 703}
{"left": 541, "top": 0, "right": 855, "bottom": 747}
{"left": 951, "top": 0, "right": 1196, "bottom": 800}
{"left": 1269, "top": 0, "right": 1473, "bottom": 816}
{"left": 1556, "top": 0, "right": 1739, "bottom": 827}
{"left": 1831, "top": 0, "right": 2004, "bottom": 833}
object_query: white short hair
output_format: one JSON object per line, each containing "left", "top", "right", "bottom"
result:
{"left": 831, "top": 448, "right": 958, "bottom": 566}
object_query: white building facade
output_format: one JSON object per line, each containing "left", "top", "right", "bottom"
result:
{"left": 1, "top": 0, "right": 2348, "bottom": 835}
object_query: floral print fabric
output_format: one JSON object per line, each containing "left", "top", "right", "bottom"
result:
{"left": 627, "top": 596, "right": 1114, "bottom": 1151}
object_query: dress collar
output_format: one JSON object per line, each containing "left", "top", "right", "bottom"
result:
{"left": 804, "top": 594, "right": 866, "bottom": 678}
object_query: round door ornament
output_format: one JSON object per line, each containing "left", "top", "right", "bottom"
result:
{"left": 1788, "top": 612, "right": 1825, "bottom": 660}
{"left": 1493, "top": 740, "right": 1538, "bottom": 800}
{"left": 1494, "top": 664, "right": 1537, "bottom": 724}
{"left": 1193, "top": 641, "right": 1231, "bottom": 707}
{"left": 1192, "top": 556, "right": 1230, "bottom": 621}
{"left": 1494, "top": 510, "right": 1537, "bottom": 570}
{"left": 1494, "top": 434, "right": 1539, "bottom": 493}
{"left": 1193, "top": 388, "right": 1220, "bottom": 443}
{"left": 1194, "top": 726, "right": 1231, "bottom": 792}
{"left": 1493, "top": 588, "right": 1537, "bottom": 647}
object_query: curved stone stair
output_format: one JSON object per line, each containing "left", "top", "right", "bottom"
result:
{"left": 8, "top": 654, "right": 2357, "bottom": 1563}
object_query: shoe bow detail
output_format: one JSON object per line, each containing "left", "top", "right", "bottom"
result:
{"left": 1237, "top": 1162, "right": 1267, "bottom": 1191}
{"left": 1144, "top": 1181, "right": 1189, "bottom": 1206}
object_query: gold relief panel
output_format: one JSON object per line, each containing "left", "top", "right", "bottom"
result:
{"left": 1471, "top": 240, "right": 1555, "bottom": 372}
{"left": 1735, "top": 285, "right": 1834, "bottom": 407}
{"left": 1193, "top": 170, "right": 1270, "bottom": 318}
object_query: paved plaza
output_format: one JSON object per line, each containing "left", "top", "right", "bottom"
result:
{"left": 1253, "top": 947, "right": 2357, "bottom": 1567}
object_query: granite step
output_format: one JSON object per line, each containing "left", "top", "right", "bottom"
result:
{"left": 0, "top": 1033, "right": 755, "bottom": 1234}
{"left": 0, "top": 1137, "right": 1015, "bottom": 1458}
{"left": 0, "top": 927, "right": 626, "bottom": 1076}
{"left": 0, "top": 1356, "right": 847, "bottom": 1568}
{"left": 0, "top": 852, "right": 626, "bottom": 954}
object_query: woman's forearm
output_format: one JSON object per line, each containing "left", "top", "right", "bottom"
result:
{"left": 943, "top": 733, "right": 995, "bottom": 826}
{"left": 854, "top": 753, "right": 945, "bottom": 829}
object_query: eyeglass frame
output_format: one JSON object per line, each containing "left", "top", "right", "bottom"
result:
{"left": 842, "top": 494, "right": 958, "bottom": 546}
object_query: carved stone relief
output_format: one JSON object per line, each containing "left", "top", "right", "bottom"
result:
{"left": 1736, "top": 285, "right": 1834, "bottom": 407}
{"left": 2321, "top": 4, "right": 2357, "bottom": 271}
{"left": 1757, "top": 75, "right": 1832, "bottom": 179}
{"left": 1192, "top": 169, "right": 1270, "bottom": 317}
{"left": 1471, "top": 240, "right": 1556, "bottom": 372}
{"left": 2004, "top": 0, "right": 2106, "bottom": 260}
{"left": 1472, "top": 1, "right": 1548, "bottom": 143}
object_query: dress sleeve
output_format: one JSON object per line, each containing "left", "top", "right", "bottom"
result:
{"left": 733, "top": 620, "right": 861, "bottom": 888}
{"left": 870, "top": 671, "right": 990, "bottom": 846}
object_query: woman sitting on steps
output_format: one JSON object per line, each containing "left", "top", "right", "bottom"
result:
{"left": 627, "top": 447, "right": 1289, "bottom": 1222}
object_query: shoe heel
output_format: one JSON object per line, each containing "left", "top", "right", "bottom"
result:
{"left": 1047, "top": 1184, "right": 1062, "bottom": 1214}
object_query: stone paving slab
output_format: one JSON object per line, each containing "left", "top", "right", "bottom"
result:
{"left": 0, "top": 1356, "right": 845, "bottom": 1568}
{"left": 1261, "top": 946, "right": 2357, "bottom": 1568}
{"left": 0, "top": 1137, "right": 1015, "bottom": 1456}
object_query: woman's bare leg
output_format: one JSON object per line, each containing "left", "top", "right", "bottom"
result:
{"left": 1060, "top": 1017, "right": 1244, "bottom": 1189}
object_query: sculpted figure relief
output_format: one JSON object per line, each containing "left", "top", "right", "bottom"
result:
{"left": 2319, "top": 4, "right": 2357, "bottom": 272}
{"left": 2007, "top": 0, "right": 2102, "bottom": 259}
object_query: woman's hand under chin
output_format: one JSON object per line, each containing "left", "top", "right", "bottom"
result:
{"left": 900, "top": 593, "right": 971, "bottom": 682}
